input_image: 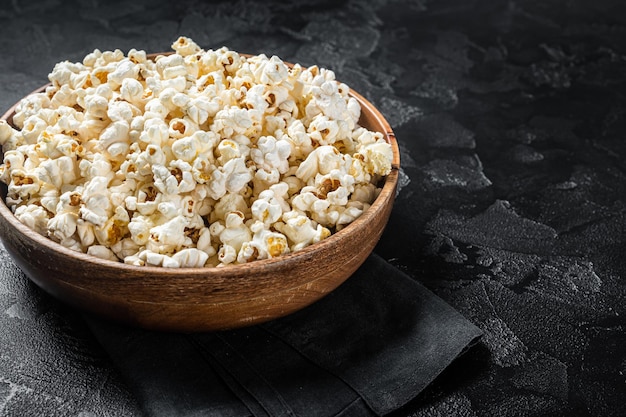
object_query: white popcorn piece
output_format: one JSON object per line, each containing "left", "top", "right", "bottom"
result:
{"left": 83, "top": 49, "right": 102, "bottom": 68}
{"left": 107, "top": 100, "right": 137, "bottom": 123}
{"left": 254, "top": 55, "right": 290, "bottom": 86}
{"left": 77, "top": 219, "right": 96, "bottom": 248}
{"left": 79, "top": 153, "right": 114, "bottom": 183}
{"left": 357, "top": 141, "right": 394, "bottom": 177}
{"left": 124, "top": 255, "right": 145, "bottom": 266}
{"left": 120, "top": 78, "right": 146, "bottom": 106}
{"left": 250, "top": 135, "right": 291, "bottom": 185}
{"left": 196, "top": 227, "right": 216, "bottom": 257}
{"left": 170, "top": 136, "right": 200, "bottom": 164}
{"left": 308, "top": 114, "right": 340, "bottom": 145}
{"left": 98, "top": 120, "right": 130, "bottom": 150}
{"left": 351, "top": 182, "right": 379, "bottom": 204}
{"left": 136, "top": 144, "right": 167, "bottom": 173}
{"left": 133, "top": 183, "right": 161, "bottom": 216}
{"left": 84, "top": 94, "right": 109, "bottom": 119}
{"left": 186, "top": 96, "right": 221, "bottom": 125}
{"left": 47, "top": 211, "right": 78, "bottom": 243}
{"left": 0, "top": 120, "right": 24, "bottom": 151}
{"left": 79, "top": 176, "right": 112, "bottom": 227}
{"left": 211, "top": 192, "right": 249, "bottom": 223}
{"left": 172, "top": 36, "right": 202, "bottom": 57}
{"left": 139, "top": 117, "right": 169, "bottom": 146}
{"left": 39, "top": 186, "right": 61, "bottom": 215}
{"left": 107, "top": 59, "right": 139, "bottom": 87}
{"left": 217, "top": 139, "right": 241, "bottom": 163}
{"left": 172, "top": 92, "right": 191, "bottom": 110}
{"left": 110, "top": 179, "right": 136, "bottom": 208}
{"left": 12, "top": 93, "right": 51, "bottom": 129}
{"left": 335, "top": 204, "right": 365, "bottom": 229}
{"left": 222, "top": 157, "right": 252, "bottom": 194}
{"left": 218, "top": 211, "right": 251, "bottom": 253}
{"left": 139, "top": 250, "right": 173, "bottom": 267}
{"left": 153, "top": 160, "right": 196, "bottom": 195}
{"left": 149, "top": 215, "right": 190, "bottom": 249}
{"left": 87, "top": 245, "right": 120, "bottom": 262}
{"left": 50, "top": 84, "right": 78, "bottom": 109}
{"left": 295, "top": 145, "right": 344, "bottom": 183}
{"left": 284, "top": 119, "right": 313, "bottom": 160}
{"left": 107, "top": 142, "right": 129, "bottom": 158}
{"left": 111, "top": 238, "right": 141, "bottom": 260}
{"left": 21, "top": 116, "right": 48, "bottom": 145}
{"left": 212, "top": 106, "right": 255, "bottom": 138}
{"left": 59, "top": 236, "right": 85, "bottom": 252}
{"left": 169, "top": 118, "right": 197, "bottom": 139}
{"left": 13, "top": 204, "right": 50, "bottom": 236}
{"left": 218, "top": 244, "right": 237, "bottom": 265}
{"left": 143, "top": 98, "right": 170, "bottom": 120}
{"left": 172, "top": 248, "right": 209, "bottom": 268}
{"left": 128, "top": 214, "right": 153, "bottom": 245}
{"left": 128, "top": 48, "right": 148, "bottom": 64}
{"left": 242, "top": 84, "right": 269, "bottom": 113}
{"left": 78, "top": 117, "right": 109, "bottom": 142}
{"left": 156, "top": 199, "right": 177, "bottom": 220}
{"left": 248, "top": 220, "right": 289, "bottom": 259}
{"left": 275, "top": 210, "right": 331, "bottom": 251}
{"left": 56, "top": 189, "right": 82, "bottom": 214}
{"left": 1, "top": 149, "right": 25, "bottom": 183}
{"left": 250, "top": 182, "right": 290, "bottom": 227}
{"left": 8, "top": 169, "right": 41, "bottom": 201}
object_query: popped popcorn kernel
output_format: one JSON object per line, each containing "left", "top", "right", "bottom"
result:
{"left": 0, "top": 37, "right": 394, "bottom": 267}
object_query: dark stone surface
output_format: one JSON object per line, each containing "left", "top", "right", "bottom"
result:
{"left": 1, "top": 0, "right": 625, "bottom": 416}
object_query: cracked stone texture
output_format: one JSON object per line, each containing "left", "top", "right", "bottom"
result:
{"left": 1, "top": 0, "right": 625, "bottom": 416}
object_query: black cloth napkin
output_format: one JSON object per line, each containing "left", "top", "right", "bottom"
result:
{"left": 84, "top": 253, "right": 482, "bottom": 416}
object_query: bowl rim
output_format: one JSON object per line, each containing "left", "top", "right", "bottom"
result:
{"left": 0, "top": 53, "right": 400, "bottom": 279}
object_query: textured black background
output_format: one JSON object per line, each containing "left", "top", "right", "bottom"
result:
{"left": 1, "top": 0, "right": 625, "bottom": 416}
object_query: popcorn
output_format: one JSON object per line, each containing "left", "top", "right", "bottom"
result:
{"left": 218, "top": 211, "right": 251, "bottom": 253}
{"left": 250, "top": 135, "right": 291, "bottom": 185}
{"left": 0, "top": 37, "right": 394, "bottom": 267}
{"left": 21, "top": 116, "right": 48, "bottom": 145}
{"left": 99, "top": 120, "right": 130, "bottom": 150}
{"left": 148, "top": 215, "right": 190, "bottom": 251}
{"left": 295, "top": 145, "right": 344, "bottom": 183}
{"left": 12, "top": 93, "right": 51, "bottom": 129}
{"left": 275, "top": 210, "right": 331, "bottom": 251}
{"left": 218, "top": 244, "right": 237, "bottom": 265}
{"left": 77, "top": 219, "right": 96, "bottom": 248}
{"left": 120, "top": 78, "right": 145, "bottom": 105}
{"left": 171, "top": 36, "right": 201, "bottom": 57}
{"left": 356, "top": 140, "right": 394, "bottom": 177}
{"left": 172, "top": 248, "right": 209, "bottom": 268}
{"left": 0, "top": 120, "right": 23, "bottom": 152}
{"left": 87, "top": 245, "right": 119, "bottom": 262}
{"left": 84, "top": 94, "right": 109, "bottom": 119}
{"left": 152, "top": 160, "right": 196, "bottom": 195}
{"left": 13, "top": 204, "right": 49, "bottom": 236}
{"left": 107, "top": 59, "right": 139, "bottom": 86}
{"left": 251, "top": 182, "right": 290, "bottom": 227}
{"left": 47, "top": 211, "right": 78, "bottom": 243}
{"left": 221, "top": 157, "right": 252, "bottom": 194}
{"left": 79, "top": 176, "right": 112, "bottom": 227}
{"left": 241, "top": 220, "right": 290, "bottom": 261}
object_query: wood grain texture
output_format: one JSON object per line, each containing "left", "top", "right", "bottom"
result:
{"left": 0, "top": 55, "right": 399, "bottom": 332}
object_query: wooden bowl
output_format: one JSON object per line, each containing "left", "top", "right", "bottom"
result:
{"left": 0, "top": 56, "right": 400, "bottom": 332}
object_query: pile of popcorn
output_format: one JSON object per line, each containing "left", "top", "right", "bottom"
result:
{"left": 0, "top": 37, "right": 393, "bottom": 268}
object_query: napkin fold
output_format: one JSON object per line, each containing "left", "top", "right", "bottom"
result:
{"left": 85, "top": 253, "right": 482, "bottom": 416}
